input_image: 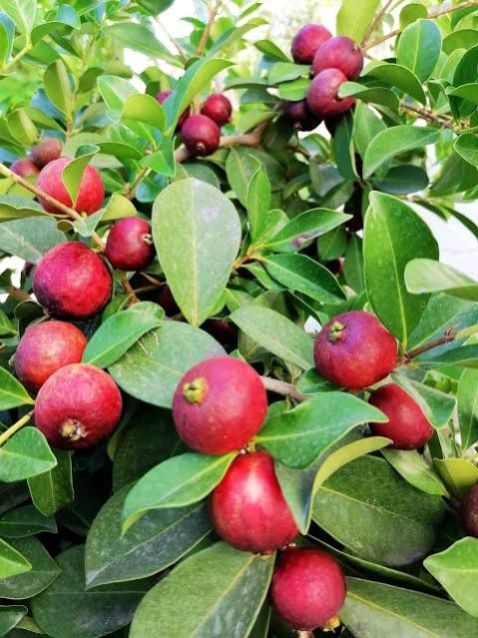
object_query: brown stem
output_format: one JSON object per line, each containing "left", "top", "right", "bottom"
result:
{"left": 400, "top": 102, "right": 460, "bottom": 133}
{"left": 196, "top": 0, "right": 222, "bottom": 56}
{"left": 5, "top": 286, "right": 31, "bottom": 303}
{"left": 361, "top": 0, "right": 395, "bottom": 47}
{"left": 154, "top": 16, "right": 188, "bottom": 61}
{"left": 119, "top": 272, "right": 140, "bottom": 305}
{"left": 261, "top": 376, "right": 306, "bottom": 402}
{"left": 403, "top": 328, "right": 457, "bottom": 363}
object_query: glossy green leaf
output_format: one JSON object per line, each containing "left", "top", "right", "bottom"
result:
{"left": 97, "top": 76, "right": 137, "bottom": 122}
{"left": 62, "top": 146, "right": 99, "bottom": 207}
{"left": 104, "top": 23, "right": 179, "bottom": 67}
{"left": 0, "top": 504, "right": 56, "bottom": 538}
{"left": 0, "top": 13, "right": 15, "bottom": 66}
{"left": 152, "top": 178, "right": 241, "bottom": 327}
{"left": 0, "top": 605, "right": 27, "bottom": 636}
{"left": 400, "top": 3, "right": 428, "bottom": 28}
{"left": 263, "top": 208, "right": 351, "bottom": 250}
{"left": 0, "top": 428, "right": 57, "bottom": 483}
{"left": 458, "top": 369, "right": 478, "bottom": 450}
{"left": 393, "top": 374, "right": 456, "bottom": 429}
{"left": 7, "top": 109, "right": 38, "bottom": 147}
{"left": 0, "top": 539, "right": 31, "bottom": 580}
{"left": 362, "top": 62, "right": 426, "bottom": 104}
{"left": 130, "top": 543, "right": 274, "bottom": 638}
{"left": 122, "top": 94, "right": 166, "bottom": 130}
{"left": 0, "top": 368, "right": 33, "bottom": 410}
{"left": 0, "top": 195, "right": 45, "bottom": 222}
{"left": 339, "top": 82, "right": 400, "bottom": 111}
{"left": 27, "top": 450, "right": 74, "bottom": 517}
{"left": 397, "top": 19, "right": 441, "bottom": 82}
{"left": 246, "top": 164, "right": 271, "bottom": 241}
{"left": 0, "top": 217, "right": 65, "bottom": 262}
{"left": 268, "top": 62, "right": 309, "bottom": 85}
{"left": 0, "top": 538, "right": 60, "bottom": 600}
{"left": 405, "top": 258, "right": 478, "bottom": 301}
{"left": 382, "top": 449, "right": 448, "bottom": 496}
{"left": 44, "top": 60, "right": 72, "bottom": 116}
{"left": 435, "top": 458, "right": 478, "bottom": 498}
{"left": 1, "top": 0, "right": 35, "bottom": 34}
{"left": 336, "top": 0, "right": 380, "bottom": 43}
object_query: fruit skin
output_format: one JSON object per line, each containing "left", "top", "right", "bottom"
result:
{"left": 462, "top": 484, "right": 478, "bottom": 537}
{"left": 201, "top": 93, "right": 233, "bottom": 126}
{"left": 33, "top": 242, "right": 112, "bottom": 320}
{"left": 105, "top": 217, "right": 155, "bottom": 271}
{"left": 10, "top": 159, "right": 39, "bottom": 178}
{"left": 209, "top": 451, "right": 298, "bottom": 553}
{"left": 271, "top": 547, "right": 346, "bottom": 631}
{"left": 35, "top": 364, "right": 122, "bottom": 449}
{"left": 30, "top": 138, "right": 62, "bottom": 168}
{"left": 291, "top": 23, "right": 332, "bottom": 64}
{"left": 156, "top": 89, "right": 190, "bottom": 128}
{"left": 172, "top": 356, "right": 267, "bottom": 454}
{"left": 36, "top": 157, "right": 104, "bottom": 215}
{"left": 370, "top": 383, "right": 434, "bottom": 450}
{"left": 307, "top": 68, "right": 355, "bottom": 119}
{"left": 15, "top": 321, "right": 87, "bottom": 394}
{"left": 314, "top": 310, "right": 397, "bottom": 390}
{"left": 282, "top": 100, "right": 321, "bottom": 131}
{"left": 181, "top": 114, "right": 220, "bottom": 157}
{"left": 313, "top": 36, "right": 364, "bottom": 80}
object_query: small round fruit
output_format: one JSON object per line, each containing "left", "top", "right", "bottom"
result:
{"left": 209, "top": 451, "right": 298, "bottom": 553}
{"left": 35, "top": 364, "right": 122, "bottom": 449}
{"left": 10, "top": 159, "right": 39, "bottom": 178}
{"left": 314, "top": 310, "right": 397, "bottom": 390}
{"left": 36, "top": 157, "right": 104, "bottom": 215}
{"left": 105, "top": 217, "right": 155, "bottom": 271}
{"left": 181, "top": 114, "right": 220, "bottom": 157}
{"left": 172, "top": 356, "right": 267, "bottom": 454}
{"left": 370, "top": 383, "right": 434, "bottom": 450}
{"left": 313, "top": 36, "right": 364, "bottom": 80}
{"left": 291, "top": 24, "right": 332, "bottom": 64}
{"left": 462, "top": 484, "right": 478, "bottom": 537}
{"left": 282, "top": 100, "right": 321, "bottom": 131}
{"left": 15, "top": 321, "right": 87, "bottom": 394}
{"left": 30, "top": 138, "right": 62, "bottom": 168}
{"left": 271, "top": 547, "right": 346, "bottom": 631}
{"left": 201, "top": 93, "right": 233, "bottom": 126}
{"left": 33, "top": 242, "right": 112, "bottom": 320}
{"left": 156, "top": 89, "right": 190, "bottom": 128}
{"left": 307, "top": 68, "right": 355, "bottom": 119}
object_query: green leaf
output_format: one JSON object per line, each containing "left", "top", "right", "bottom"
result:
{"left": 130, "top": 543, "right": 274, "bottom": 638}
{"left": 122, "top": 453, "right": 235, "bottom": 532}
{"left": 136, "top": 0, "right": 174, "bottom": 15}
{"left": 364, "top": 192, "right": 439, "bottom": 346}
{"left": 363, "top": 126, "right": 440, "bottom": 178}
{"left": 122, "top": 94, "right": 166, "bottom": 130}
{"left": 31, "top": 546, "right": 151, "bottom": 638}
{"left": 341, "top": 577, "right": 478, "bottom": 637}
{"left": 0, "top": 13, "right": 15, "bottom": 67}
{"left": 61, "top": 145, "right": 99, "bottom": 207}
{"left": 27, "top": 450, "right": 74, "bottom": 517}
{"left": 396, "top": 19, "right": 442, "bottom": 82}
{"left": 0, "top": 504, "right": 56, "bottom": 538}
{"left": 44, "top": 60, "right": 72, "bottom": 117}
{"left": 0, "top": 217, "right": 66, "bottom": 262}
{"left": 339, "top": 82, "right": 400, "bottom": 112}
{"left": 104, "top": 23, "right": 180, "bottom": 68}
{"left": 454, "top": 132, "right": 478, "bottom": 168}
{"left": 0, "top": 196, "right": 45, "bottom": 222}
{"left": 7, "top": 109, "right": 38, "bottom": 147}
{"left": 97, "top": 76, "right": 137, "bottom": 122}
{"left": 0, "top": 605, "right": 27, "bottom": 636}
{"left": 382, "top": 449, "right": 448, "bottom": 497}
{"left": 393, "top": 374, "right": 456, "bottom": 429}
{"left": 400, "top": 3, "right": 428, "bottom": 28}
{"left": 152, "top": 179, "right": 241, "bottom": 327}
{"left": 0, "top": 539, "right": 31, "bottom": 580}
{"left": 0, "top": 428, "right": 57, "bottom": 483}
{"left": 336, "top": 0, "right": 380, "bottom": 43}
{"left": 230, "top": 305, "right": 314, "bottom": 370}
{"left": 406, "top": 258, "right": 478, "bottom": 301}
{"left": 458, "top": 369, "right": 478, "bottom": 450}
{"left": 109, "top": 320, "right": 224, "bottom": 408}
{"left": 362, "top": 62, "right": 426, "bottom": 104}
{"left": 246, "top": 164, "right": 271, "bottom": 241}
{"left": 257, "top": 393, "right": 387, "bottom": 468}
{"left": 0, "top": 538, "right": 60, "bottom": 600}
{"left": 425, "top": 538, "right": 478, "bottom": 617}
{"left": 85, "top": 486, "right": 210, "bottom": 587}
{"left": 435, "top": 458, "right": 478, "bottom": 498}
{"left": 83, "top": 303, "right": 164, "bottom": 369}
{"left": 313, "top": 456, "right": 445, "bottom": 566}
{"left": 268, "top": 62, "right": 309, "bottom": 85}
{"left": 1, "top": 0, "right": 36, "bottom": 34}
{"left": 0, "top": 368, "right": 33, "bottom": 410}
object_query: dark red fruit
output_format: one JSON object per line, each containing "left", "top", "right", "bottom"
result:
{"left": 291, "top": 24, "right": 332, "bottom": 64}
{"left": 36, "top": 157, "right": 104, "bottom": 215}
{"left": 157, "top": 284, "right": 180, "bottom": 316}
{"left": 35, "top": 364, "right": 122, "bottom": 449}
{"left": 10, "top": 159, "right": 39, "bottom": 178}
{"left": 209, "top": 451, "right": 298, "bottom": 553}
{"left": 201, "top": 93, "right": 233, "bottom": 126}
{"left": 181, "top": 114, "right": 220, "bottom": 157}
{"left": 156, "top": 89, "right": 190, "bottom": 128}
{"left": 172, "top": 356, "right": 267, "bottom": 454}
{"left": 282, "top": 100, "right": 321, "bottom": 131}
{"left": 313, "top": 36, "right": 364, "bottom": 80}
{"left": 370, "top": 383, "right": 434, "bottom": 450}
{"left": 15, "top": 321, "right": 87, "bottom": 394}
{"left": 30, "top": 138, "right": 62, "bottom": 168}
{"left": 307, "top": 68, "right": 355, "bottom": 119}
{"left": 462, "top": 484, "right": 478, "bottom": 537}
{"left": 105, "top": 217, "right": 154, "bottom": 272}
{"left": 314, "top": 310, "right": 397, "bottom": 390}
{"left": 271, "top": 547, "right": 346, "bottom": 631}
{"left": 33, "top": 242, "right": 112, "bottom": 320}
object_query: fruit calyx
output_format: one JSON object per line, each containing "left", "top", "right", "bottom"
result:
{"left": 328, "top": 321, "right": 345, "bottom": 343}
{"left": 60, "top": 418, "right": 87, "bottom": 442}
{"left": 323, "top": 617, "right": 341, "bottom": 632}
{"left": 142, "top": 233, "right": 153, "bottom": 246}
{"left": 183, "top": 377, "right": 208, "bottom": 404}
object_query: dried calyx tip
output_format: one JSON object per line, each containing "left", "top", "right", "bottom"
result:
{"left": 183, "top": 377, "right": 208, "bottom": 404}
{"left": 328, "top": 321, "right": 346, "bottom": 343}
{"left": 60, "top": 419, "right": 86, "bottom": 442}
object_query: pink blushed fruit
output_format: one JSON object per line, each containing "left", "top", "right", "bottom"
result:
{"left": 181, "top": 115, "right": 220, "bottom": 157}
{"left": 291, "top": 24, "right": 332, "bottom": 64}
{"left": 307, "top": 68, "right": 356, "bottom": 119}
{"left": 201, "top": 93, "right": 233, "bottom": 126}
{"left": 313, "top": 36, "right": 364, "bottom": 80}
{"left": 105, "top": 218, "right": 155, "bottom": 271}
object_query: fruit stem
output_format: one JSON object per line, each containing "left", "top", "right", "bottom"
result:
{"left": 403, "top": 328, "right": 457, "bottom": 362}
{"left": 296, "top": 632, "right": 314, "bottom": 638}
{"left": 261, "top": 376, "right": 306, "bottom": 402}
{"left": 0, "top": 410, "right": 34, "bottom": 447}
{"left": 119, "top": 272, "right": 140, "bottom": 305}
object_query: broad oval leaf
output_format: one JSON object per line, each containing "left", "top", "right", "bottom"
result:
{"left": 362, "top": 62, "right": 426, "bottom": 104}
{"left": 405, "top": 258, "right": 478, "bottom": 301}
{"left": 396, "top": 19, "right": 442, "bottom": 82}
{"left": 336, "top": 0, "right": 380, "bottom": 43}
{"left": 27, "top": 449, "right": 74, "bottom": 517}
{"left": 152, "top": 178, "right": 241, "bottom": 327}
{"left": 0, "top": 504, "right": 56, "bottom": 538}
{"left": 1, "top": 0, "right": 36, "bottom": 34}
{"left": 0, "top": 428, "right": 56, "bottom": 483}
{"left": 0, "top": 604, "right": 27, "bottom": 636}
{"left": 0, "top": 217, "right": 66, "bottom": 263}
{"left": 0, "top": 368, "right": 33, "bottom": 410}
{"left": 382, "top": 449, "right": 448, "bottom": 497}
{"left": 0, "top": 538, "right": 31, "bottom": 580}
{"left": 434, "top": 458, "right": 478, "bottom": 498}
{"left": 263, "top": 208, "right": 351, "bottom": 250}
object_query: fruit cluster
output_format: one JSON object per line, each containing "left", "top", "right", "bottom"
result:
{"left": 283, "top": 23, "right": 364, "bottom": 131}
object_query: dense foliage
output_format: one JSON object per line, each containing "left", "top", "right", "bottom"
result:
{"left": 1, "top": 0, "right": 478, "bottom": 636}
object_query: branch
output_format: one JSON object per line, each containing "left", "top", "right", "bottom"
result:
{"left": 361, "top": 0, "right": 395, "bottom": 47}
{"left": 261, "top": 376, "right": 306, "bottom": 402}
{"left": 402, "top": 328, "right": 456, "bottom": 363}
{"left": 0, "top": 410, "right": 34, "bottom": 447}
{"left": 400, "top": 102, "right": 461, "bottom": 134}
{"left": 154, "top": 16, "right": 188, "bottom": 61}
{"left": 196, "top": 0, "right": 222, "bottom": 56}
{"left": 5, "top": 285, "right": 31, "bottom": 303}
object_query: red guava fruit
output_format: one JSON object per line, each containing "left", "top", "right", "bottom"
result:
{"left": 312, "top": 36, "right": 364, "bottom": 80}
{"left": 291, "top": 24, "right": 332, "bottom": 64}
{"left": 307, "top": 68, "right": 355, "bottom": 119}
{"left": 181, "top": 114, "right": 220, "bottom": 157}
{"left": 105, "top": 217, "right": 155, "bottom": 271}
{"left": 30, "top": 138, "right": 62, "bottom": 168}
{"left": 201, "top": 93, "right": 233, "bottom": 126}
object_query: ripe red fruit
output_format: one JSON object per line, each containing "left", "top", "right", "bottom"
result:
{"left": 291, "top": 24, "right": 332, "bottom": 64}
{"left": 33, "top": 242, "right": 112, "bottom": 320}
{"left": 313, "top": 36, "right": 364, "bottom": 80}
{"left": 370, "top": 383, "right": 434, "bottom": 450}
{"left": 172, "top": 356, "right": 267, "bottom": 454}
{"left": 35, "top": 364, "right": 122, "bottom": 449}
{"left": 156, "top": 89, "right": 190, "bottom": 128}
{"left": 209, "top": 451, "right": 298, "bottom": 553}
{"left": 105, "top": 217, "right": 155, "bottom": 271}
{"left": 181, "top": 114, "right": 220, "bottom": 157}
{"left": 30, "top": 138, "right": 62, "bottom": 168}
{"left": 314, "top": 310, "right": 397, "bottom": 390}
{"left": 282, "top": 100, "right": 321, "bottom": 131}
{"left": 15, "top": 321, "right": 87, "bottom": 394}
{"left": 10, "top": 159, "right": 39, "bottom": 178}
{"left": 271, "top": 547, "right": 346, "bottom": 631}
{"left": 36, "top": 157, "right": 104, "bottom": 215}
{"left": 201, "top": 93, "right": 233, "bottom": 126}
{"left": 462, "top": 484, "right": 478, "bottom": 537}
{"left": 307, "top": 68, "right": 355, "bottom": 119}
